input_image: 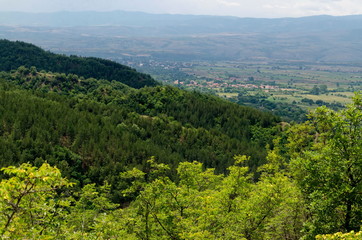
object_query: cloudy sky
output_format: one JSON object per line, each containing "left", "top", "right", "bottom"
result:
{"left": 2, "top": 0, "right": 362, "bottom": 18}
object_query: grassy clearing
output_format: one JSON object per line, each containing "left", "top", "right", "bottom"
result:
{"left": 302, "top": 94, "right": 351, "bottom": 103}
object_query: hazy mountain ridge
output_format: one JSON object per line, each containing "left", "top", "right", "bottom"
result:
{"left": 1, "top": 11, "right": 362, "bottom": 62}
{"left": 1, "top": 11, "right": 362, "bottom": 34}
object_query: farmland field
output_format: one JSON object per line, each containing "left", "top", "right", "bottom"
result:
{"left": 129, "top": 59, "right": 362, "bottom": 121}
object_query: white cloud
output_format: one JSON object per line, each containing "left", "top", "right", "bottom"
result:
{"left": 217, "top": 0, "right": 241, "bottom": 7}
{"left": 263, "top": 4, "right": 290, "bottom": 10}
{"left": 260, "top": 0, "right": 362, "bottom": 17}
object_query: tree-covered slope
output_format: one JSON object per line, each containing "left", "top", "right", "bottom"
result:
{"left": 1, "top": 92, "right": 360, "bottom": 239}
{"left": 0, "top": 39, "right": 157, "bottom": 88}
{"left": 0, "top": 67, "right": 279, "bottom": 200}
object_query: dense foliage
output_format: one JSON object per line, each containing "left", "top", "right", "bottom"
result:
{"left": 268, "top": 94, "right": 362, "bottom": 239}
{"left": 289, "top": 94, "right": 362, "bottom": 237}
{"left": 0, "top": 157, "right": 306, "bottom": 239}
{"left": 0, "top": 39, "right": 157, "bottom": 88}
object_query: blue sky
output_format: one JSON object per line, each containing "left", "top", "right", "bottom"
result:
{"left": 2, "top": 0, "right": 362, "bottom": 18}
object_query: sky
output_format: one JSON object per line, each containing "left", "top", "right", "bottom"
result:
{"left": 2, "top": 0, "right": 362, "bottom": 18}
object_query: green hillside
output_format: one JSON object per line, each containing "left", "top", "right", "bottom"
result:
{"left": 0, "top": 66, "right": 279, "bottom": 200}
{"left": 0, "top": 93, "right": 360, "bottom": 239}
{"left": 0, "top": 39, "right": 157, "bottom": 88}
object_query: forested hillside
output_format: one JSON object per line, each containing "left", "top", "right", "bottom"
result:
{"left": 0, "top": 66, "right": 278, "bottom": 201}
{"left": 0, "top": 39, "right": 157, "bottom": 88}
{"left": 0, "top": 94, "right": 361, "bottom": 239}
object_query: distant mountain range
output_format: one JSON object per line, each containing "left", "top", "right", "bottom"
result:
{"left": 1, "top": 11, "right": 362, "bottom": 62}
{"left": 1, "top": 11, "right": 362, "bottom": 34}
